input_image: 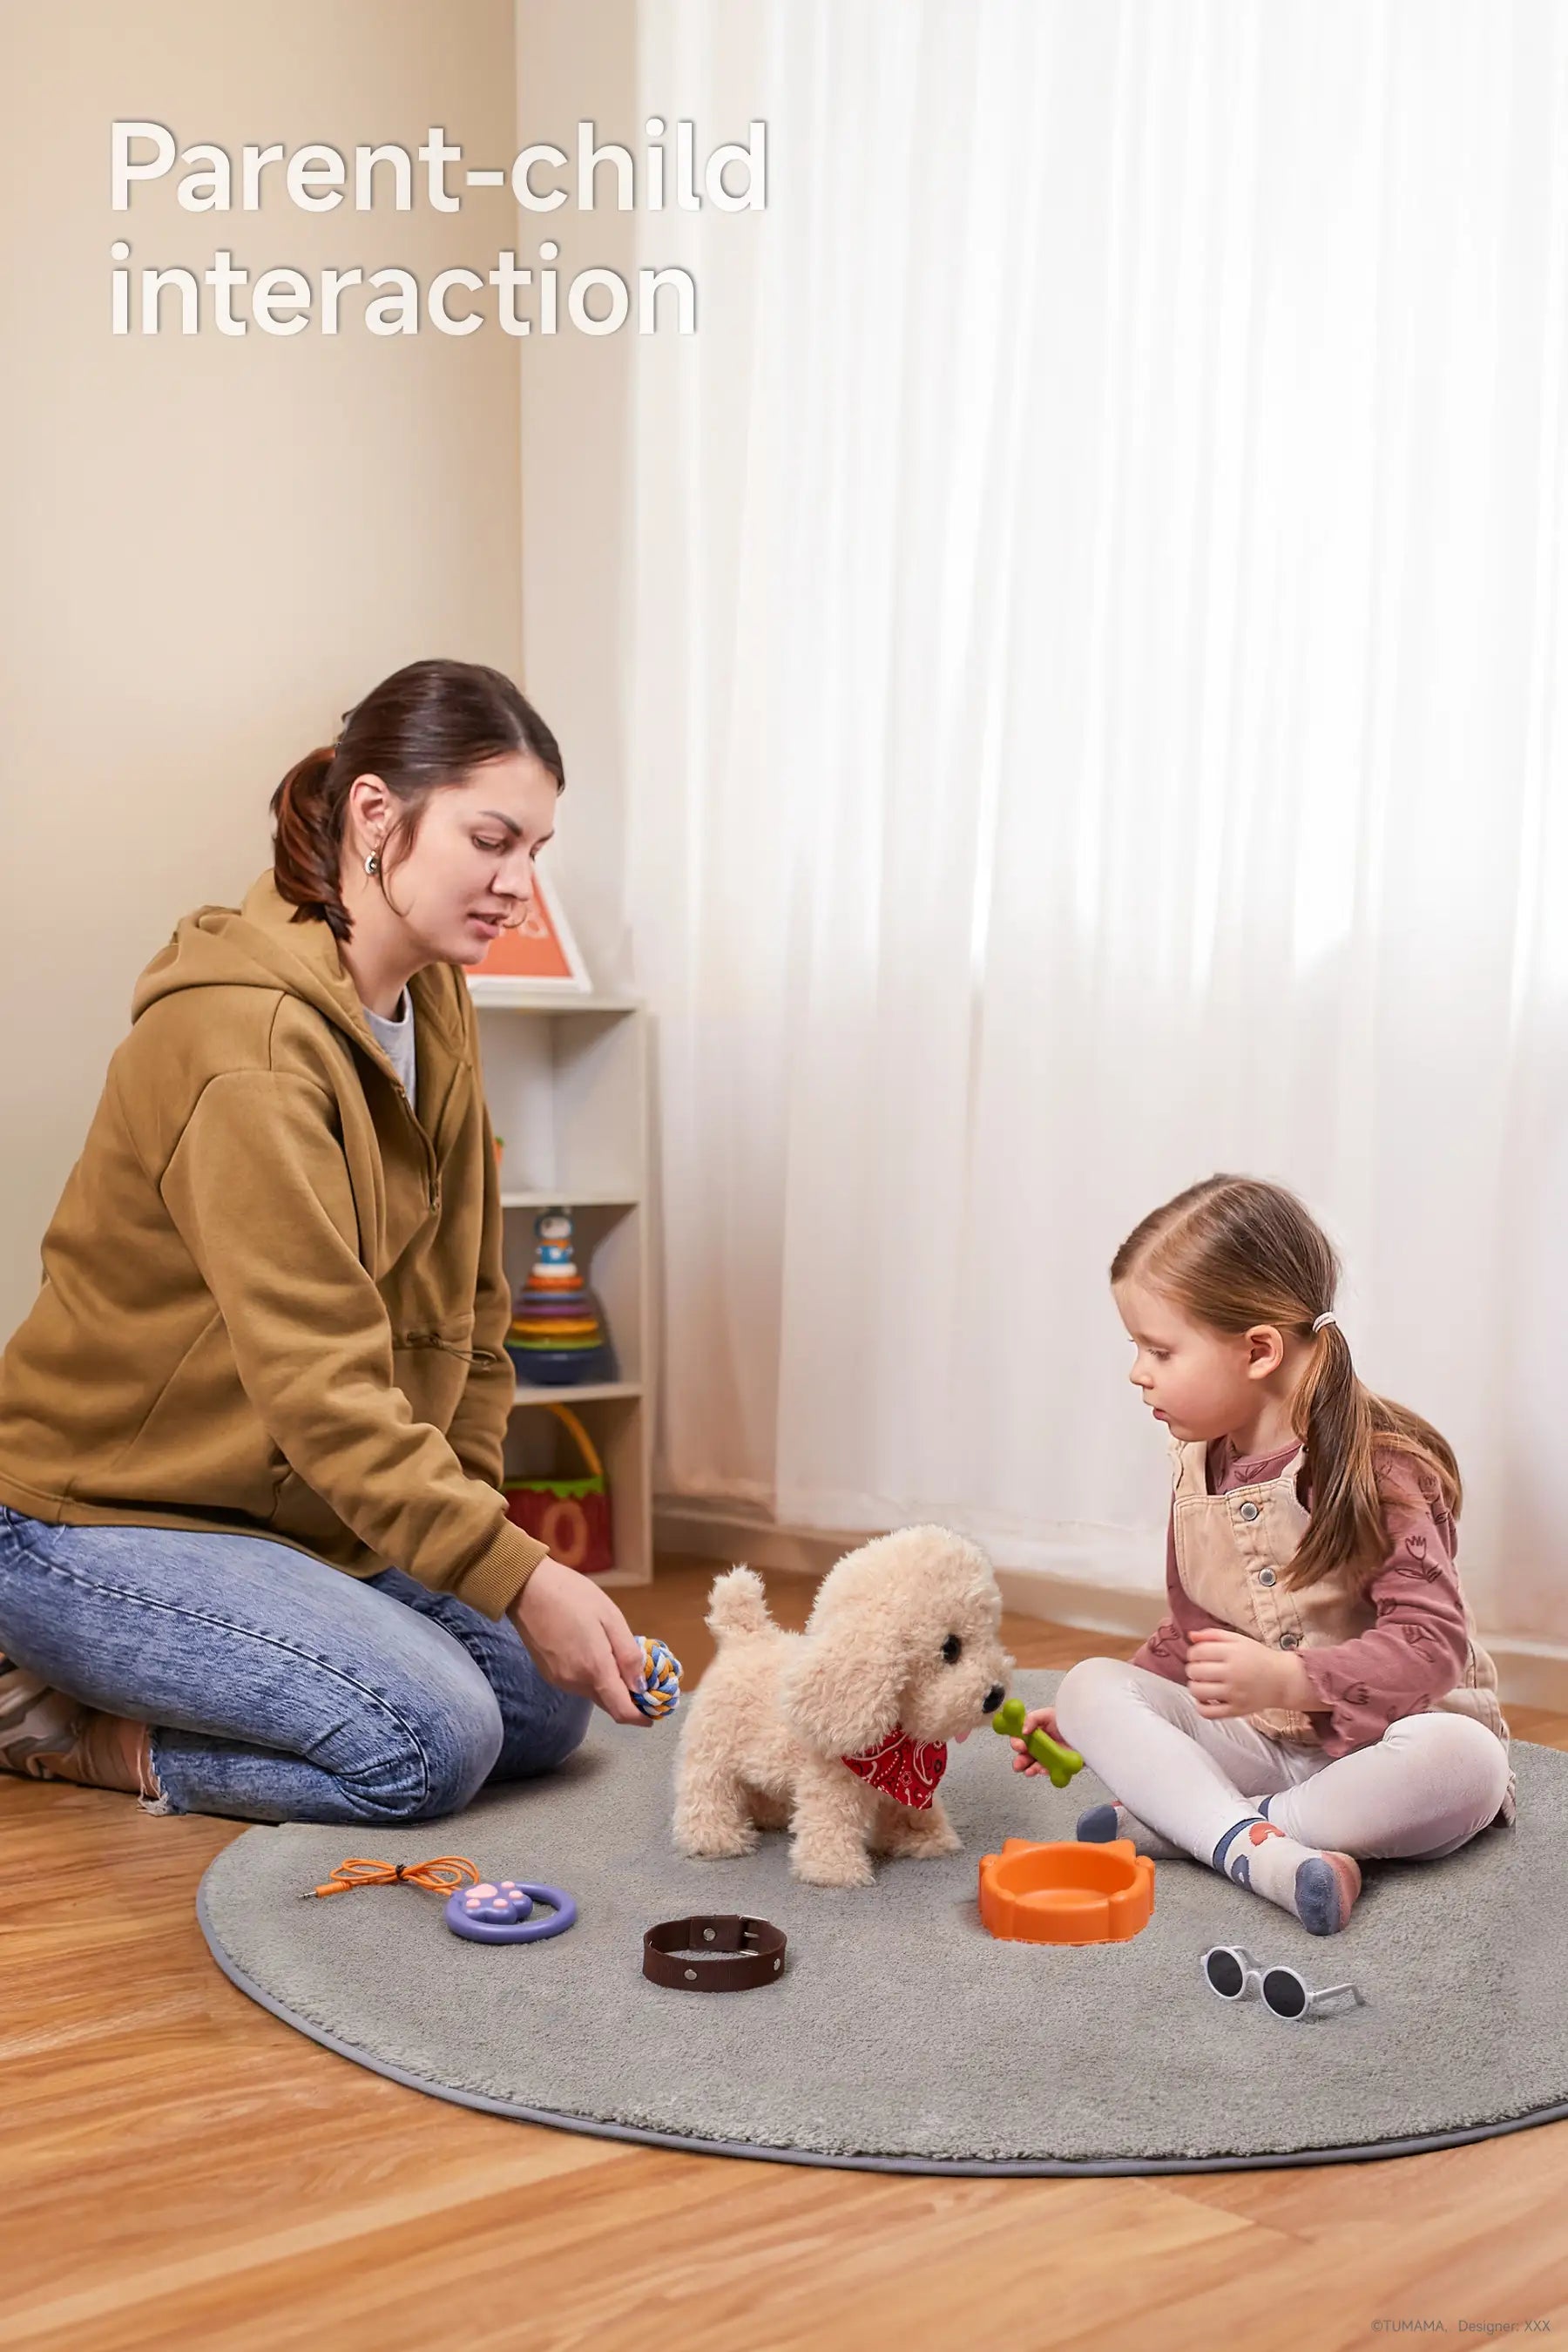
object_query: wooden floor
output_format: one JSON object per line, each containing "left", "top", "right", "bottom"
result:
{"left": 4, "top": 1559, "right": 1568, "bottom": 2352}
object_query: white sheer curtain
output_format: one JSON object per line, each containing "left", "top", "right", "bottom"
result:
{"left": 621, "top": 1, "right": 1568, "bottom": 1639}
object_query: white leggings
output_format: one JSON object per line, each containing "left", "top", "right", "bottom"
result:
{"left": 1054, "top": 1656, "right": 1512, "bottom": 1866}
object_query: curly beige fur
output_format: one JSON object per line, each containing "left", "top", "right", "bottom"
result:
{"left": 672, "top": 1524, "right": 1013, "bottom": 1889}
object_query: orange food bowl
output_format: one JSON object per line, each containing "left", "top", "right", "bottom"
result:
{"left": 977, "top": 1836, "right": 1156, "bottom": 1946}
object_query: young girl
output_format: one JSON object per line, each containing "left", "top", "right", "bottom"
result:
{"left": 1015, "top": 1175, "right": 1512, "bottom": 1937}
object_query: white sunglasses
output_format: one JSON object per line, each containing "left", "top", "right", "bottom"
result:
{"left": 1201, "top": 1943, "right": 1366, "bottom": 2021}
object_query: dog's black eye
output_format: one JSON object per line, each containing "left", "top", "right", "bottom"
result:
{"left": 941, "top": 1633, "right": 963, "bottom": 1665}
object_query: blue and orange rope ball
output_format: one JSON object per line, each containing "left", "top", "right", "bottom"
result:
{"left": 632, "top": 1636, "right": 682, "bottom": 1719}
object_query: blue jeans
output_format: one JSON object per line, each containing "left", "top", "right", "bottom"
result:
{"left": 0, "top": 1506, "right": 591, "bottom": 1825}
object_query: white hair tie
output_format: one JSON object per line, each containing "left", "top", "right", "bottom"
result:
{"left": 1311, "top": 1311, "right": 1338, "bottom": 1335}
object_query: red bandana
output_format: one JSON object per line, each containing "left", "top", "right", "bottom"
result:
{"left": 841, "top": 1726, "right": 949, "bottom": 1810}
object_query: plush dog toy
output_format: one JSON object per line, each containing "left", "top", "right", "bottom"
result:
{"left": 672, "top": 1525, "right": 1012, "bottom": 1889}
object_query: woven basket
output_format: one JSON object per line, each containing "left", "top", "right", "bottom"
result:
{"left": 502, "top": 1402, "right": 614, "bottom": 1577}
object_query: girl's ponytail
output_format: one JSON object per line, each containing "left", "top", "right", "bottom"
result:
{"left": 270, "top": 744, "right": 351, "bottom": 942}
{"left": 1289, "top": 1321, "right": 1463, "bottom": 1589}
{"left": 1288, "top": 1323, "right": 1383, "bottom": 1588}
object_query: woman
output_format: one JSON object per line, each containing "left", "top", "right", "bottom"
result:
{"left": 0, "top": 658, "right": 649, "bottom": 1823}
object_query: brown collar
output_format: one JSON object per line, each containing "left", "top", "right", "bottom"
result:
{"left": 642, "top": 1915, "right": 787, "bottom": 1992}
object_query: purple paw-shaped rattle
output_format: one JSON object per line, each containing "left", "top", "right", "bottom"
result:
{"left": 445, "top": 1878, "right": 578, "bottom": 1943}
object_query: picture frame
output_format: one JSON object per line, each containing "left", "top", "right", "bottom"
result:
{"left": 464, "top": 862, "right": 593, "bottom": 1001}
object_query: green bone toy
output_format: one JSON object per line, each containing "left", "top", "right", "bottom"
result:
{"left": 992, "top": 1697, "right": 1085, "bottom": 1789}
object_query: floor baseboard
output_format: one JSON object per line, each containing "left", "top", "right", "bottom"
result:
{"left": 659, "top": 1501, "right": 1193, "bottom": 1644}
{"left": 655, "top": 1498, "right": 1568, "bottom": 1712}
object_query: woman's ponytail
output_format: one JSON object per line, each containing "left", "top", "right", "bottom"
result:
{"left": 271, "top": 743, "right": 352, "bottom": 941}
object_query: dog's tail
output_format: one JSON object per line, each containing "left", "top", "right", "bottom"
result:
{"left": 706, "top": 1565, "right": 774, "bottom": 1641}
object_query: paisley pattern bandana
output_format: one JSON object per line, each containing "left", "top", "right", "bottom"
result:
{"left": 841, "top": 1725, "right": 949, "bottom": 1810}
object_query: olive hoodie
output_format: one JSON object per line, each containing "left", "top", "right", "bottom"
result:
{"left": 0, "top": 873, "right": 548, "bottom": 1617}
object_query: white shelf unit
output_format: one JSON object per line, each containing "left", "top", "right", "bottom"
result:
{"left": 469, "top": 989, "right": 652, "bottom": 1592}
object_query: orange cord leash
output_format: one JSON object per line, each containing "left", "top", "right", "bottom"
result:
{"left": 312, "top": 1855, "right": 481, "bottom": 1899}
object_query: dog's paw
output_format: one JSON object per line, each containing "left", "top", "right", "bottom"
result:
{"left": 877, "top": 1811, "right": 962, "bottom": 1860}
{"left": 672, "top": 1828, "right": 759, "bottom": 1861}
{"left": 791, "top": 1847, "right": 875, "bottom": 1889}
{"left": 911, "top": 1818, "right": 963, "bottom": 1858}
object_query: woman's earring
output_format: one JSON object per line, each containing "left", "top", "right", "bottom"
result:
{"left": 364, "top": 850, "right": 380, "bottom": 876}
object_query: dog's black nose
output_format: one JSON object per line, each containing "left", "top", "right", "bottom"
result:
{"left": 983, "top": 1683, "right": 1005, "bottom": 1715}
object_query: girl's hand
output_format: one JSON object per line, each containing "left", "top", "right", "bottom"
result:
{"left": 1185, "top": 1627, "right": 1305, "bottom": 1718}
{"left": 508, "top": 1555, "right": 651, "bottom": 1726}
{"left": 1010, "top": 1705, "right": 1064, "bottom": 1774}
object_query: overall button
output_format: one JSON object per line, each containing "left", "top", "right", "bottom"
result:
{"left": 1257, "top": 1567, "right": 1277, "bottom": 1586}
{"left": 1279, "top": 1631, "right": 1301, "bottom": 1650}
{"left": 1238, "top": 1501, "right": 1260, "bottom": 1523}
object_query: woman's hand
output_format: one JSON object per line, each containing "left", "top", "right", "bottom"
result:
{"left": 1186, "top": 1627, "right": 1315, "bottom": 1719}
{"left": 508, "top": 1555, "right": 651, "bottom": 1726}
{"left": 1010, "top": 1704, "right": 1064, "bottom": 1774}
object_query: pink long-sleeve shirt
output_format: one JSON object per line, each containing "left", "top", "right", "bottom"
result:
{"left": 1130, "top": 1436, "right": 1478, "bottom": 1759}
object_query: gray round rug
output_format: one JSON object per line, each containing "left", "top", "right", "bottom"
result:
{"left": 197, "top": 1672, "right": 1568, "bottom": 2174}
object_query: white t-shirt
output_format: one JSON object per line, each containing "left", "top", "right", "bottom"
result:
{"left": 363, "top": 989, "right": 416, "bottom": 1112}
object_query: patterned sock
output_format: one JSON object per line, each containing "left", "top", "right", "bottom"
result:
{"left": 1076, "top": 1801, "right": 1182, "bottom": 1861}
{"left": 0, "top": 1656, "right": 156, "bottom": 1799}
{"left": 1213, "top": 1815, "right": 1361, "bottom": 1936}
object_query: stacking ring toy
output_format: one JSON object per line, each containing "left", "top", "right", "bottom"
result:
{"left": 632, "top": 1635, "right": 682, "bottom": 1720}
{"left": 444, "top": 1878, "right": 578, "bottom": 1943}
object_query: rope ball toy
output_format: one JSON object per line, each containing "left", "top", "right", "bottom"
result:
{"left": 632, "top": 1634, "right": 683, "bottom": 1719}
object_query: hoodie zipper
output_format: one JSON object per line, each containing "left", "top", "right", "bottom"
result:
{"left": 374, "top": 1065, "right": 441, "bottom": 1213}
{"left": 355, "top": 996, "right": 444, "bottom": 1213}
{"left": 396, "top": 1084, "right": 441, "bottom": 1212}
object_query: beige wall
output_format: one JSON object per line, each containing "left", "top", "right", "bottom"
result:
{"left": 0, "top": 1, "right": 525, "bottom": 1339}
{"left": 514, "top": 0, "right": 639, "bottom": 990}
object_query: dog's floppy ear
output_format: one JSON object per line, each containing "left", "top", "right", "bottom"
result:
{"left": 781, "top": 1589, "right": 906, "bottom": 1758}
